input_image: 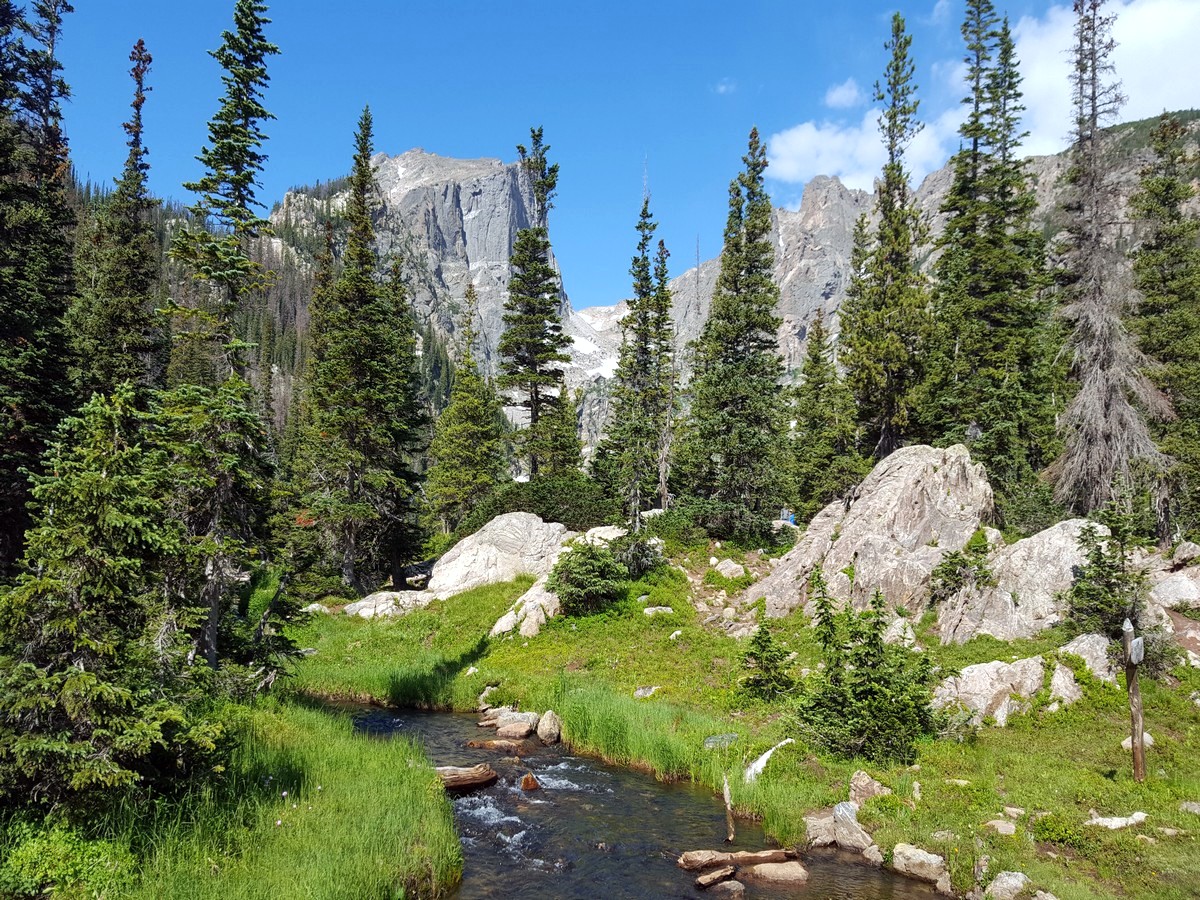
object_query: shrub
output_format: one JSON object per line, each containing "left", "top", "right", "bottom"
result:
{"left": 547, "top": 541, "right": 629, "bottom": 616}
{"left": 1067, "top": 496, "right": 1150, "bottom": 639}
{"left": 457, "top": 473, "right": 620, "bottom": 536}
{"left": 929, "top": 528, "right": 994, "bottom": 604}
{"left": 795, "top": 570, "right": 938, "bottom": 764}
{"left": 739, "top": 625, "right": 794, "bottom": 700}
{"left": 609, "top": 534, "right": 665, "bottom": 580}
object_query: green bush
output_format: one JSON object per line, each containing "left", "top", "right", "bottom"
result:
{"left": 547, "top": 541, "right": 629, "bottom": 616}
{"left": 739, "top": 625, "right": 794, "bottom": 700}
{"left": 643, "top": 507, "right": 709, "bottom": 554}
{"left": 929, "top": 527, "right": 994, "bottom": 604}
{"left": 1067, "top": 497, "right": 1150, "bottom": 639}
{"left": 0, "top": 820, "right": 135, "bottom": 899}
{"left": 457, "top": 473, "right": 620, "bottom": 536}
{"left": 609, "top": 534, "right": 665, "bottom": 580}
{"left": 795, "top": 571, "right": 938, "bottom": 764}
{"left": 1032, "top": 813, "right": 1100, "bottom": 854}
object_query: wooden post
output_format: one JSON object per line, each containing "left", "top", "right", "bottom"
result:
{"left": 723, "top": 774, "right": 736, "bottom": 843}
{"left": 1122, "top": 618, "right": 1146, "bottom": 783}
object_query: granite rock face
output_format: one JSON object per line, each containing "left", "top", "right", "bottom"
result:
{"left": 938, "top": 520, "right": 1102, "bottom": 643}
{"left": 932, "top": 656, "right": 1046, "bottom": 726}
{"left": 429, "top": 512, "right": 574, "bottom": 600}
{"left": 743, "top": 445, "right": 993, "bottom": 618}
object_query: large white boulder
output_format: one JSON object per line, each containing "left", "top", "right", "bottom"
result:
{"left": 932, "top": 656, "right": 1045, "bottom": 726}
{"left": 891, "top": 843, "right": 948, "bottom": 884}
{"left": 343, "top": 590, "right": 434, "bottom": 618}
{"left": 938, "top": 519, "right": 1099, "bottom": 643}
{"left": 428, "top": 512, "right": 575, "bottom": 599}
{"left": 744, "top": 445, "right": 993, "bottom": 619}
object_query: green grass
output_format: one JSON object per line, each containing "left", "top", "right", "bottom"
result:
{"left": 121, "top": 699, "right": 462, "bottom": 899}
{"left": 281, "top": 563, "right": 1200, "bottom": 900}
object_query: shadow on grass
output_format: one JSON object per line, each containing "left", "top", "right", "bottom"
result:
{"left": 385, "top": 635, "right": 491, "bottom": 709}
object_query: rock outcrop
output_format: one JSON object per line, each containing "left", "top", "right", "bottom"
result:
{"left": 343, "top": 590, "right": 434, "bottom": 618}
{"left": 430, "top": 512, "right": 574, "bottom": 600}
{"left": 932, "top": 656, "right": 1045, "bottom": 726}
{"left": 743, "top": 445, "right": 993, "bottom": 619}
{"left": 1059, "top": 633, "right": 1117, "bottom": 683}
{"left": 938, "top": 519, "right": 1100, "bottom": 643}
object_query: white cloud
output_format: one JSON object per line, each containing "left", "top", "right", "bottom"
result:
{"left": 1016, "top": 0, "right": 1200, "bottom": 156}
{"left": 929, "top": 0, "right": 953, "bottom": 26}
{"left": 824, "top": 77, "right": 866, "bottom": 109}
{"left": 714, "top": 77, "right": 737, "bottom": 96}
{"left": 769, "top": 0, "right": 1200, "bottom": 193}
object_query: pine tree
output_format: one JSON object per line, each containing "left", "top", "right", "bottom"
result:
{"left": 0, "top": 0, "right": 76, "bottom": 573}
{"left": 170, "top": 0, "right": 278, "bottom": 383}
{"left": 66, "top": 39, "right": 165, "bottom": 401}
{"left": 675, "top": 128, "right": 783, "bottom": 537}
{"left": 920, "top": 9, "right": 1059, "bottom": 516}
{"left": 289, "top": 108, "right": 427, "bottom": 594}
{"left": 1053, "top": 0, "right": 1168, "bottom": 518}
{"left": 427, "top": 285, "right": 506, "bottom": 533}
{"left": 0, "top": 386, "right": 223, "bottom": 808}
{"left": 788, "top": 313, "right": 869, "bottom": 522}
{"left": 1130, "top": 114, "right": 1200, "bottom": 537}
{"left": 840, "top": 12, "right": 931, "bottom": 459}
{"left": 537, "top": 386, "right": 583, "bottom": 477}
{"left": 497, "top": 127, "right": 571, "bottom": 477}
{"left": 605, "top": 198, "right": 676, "bottom": 529}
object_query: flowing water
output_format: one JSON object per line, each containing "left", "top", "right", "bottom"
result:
{"left": 351, "top": 707, "right": 938, "bottom": 900}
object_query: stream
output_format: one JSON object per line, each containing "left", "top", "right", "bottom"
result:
{"left": 351, "top": 707, "right": 938, "bottom": 899}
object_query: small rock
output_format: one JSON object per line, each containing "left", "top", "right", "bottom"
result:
{"left": 669, "top": 629, "right": 682, "bottom": 640}
{"left": 703, "top": 733, "right": 738, "bottom": 750}
{"left": 1003, "top": 806, "right": 1025, "bottom": 819}
{"left": 520, "top": 772, "right": 540, "bottom": 791}
{"left": 805, "top": 813, "right": 835, "bottom": 848}
{"left": 1032, "top": 893, "right": 1060, "bottom": 900}
{"left": 716, "top": 558, "right": 746, "bottom": 579}
{"left": 496, "top": 721, "right": 535, "bottom": 740}
{"left": 300, "top": 602, "right": 330, "bottom": 615}
{"left": 1086, "top": 811, "right": 1147, "bottom": 829}
{"left": 985, "top": 871, "right": 1031, "bottom": 900}
{"left": 833, "top": 801, "right": 874, "bottom": 852}
{"left": 945, "top": 778, "right": 972, "bottom": 787}
{"left": 936, "top": 872, "right": 954, "bottom": 896}
{"left": 298, "top": 647, "right": 318, "bottom": 657}
{"left": 742, "top": 861, "right": 809, "bottom": 884}
{"left": 636, "top": 594, "right": 650, "bottom": 604}
{"left": 891, "top": 843, "right": 948, "bottom": 884}
{"left": 634, "top": 685, "right": 661, "bottom": 699}
{"left": 863, "top": 844, "right": 884, "bottom": 866}
{"left": 1048, "top": 664, "right": 1082, "bottom": 707}
{"left": 537, "top": 710, "right": 562, "bottom": 744}
{"left": 1136, "top": 834, "right": 1157, "bottom": 844}
{"left": 465, "top": 739, "right": 521, "bottom": 752}
{"left": 974, "top": 854, "right": 991, "bottom": 884}
{"left": 1180, "top": 801, "right": 1200, "bottom": 815}
{"left": 644, "top": 606, "right": 674, "bottom": 616}
{"left": 1157, "top": 827, "right": 1181, "bottom": 836}
{"left": 1059, "top": 633, "right": 1117, "bottom": 683}
{"left": 477, "top": 685, "right": 498, "bottom": 711}
{"left": 721, "top": 606, "right": 736, "bottom": 620}
{"left": 849, "top": 770, "right": 893, "bottom": 806}
{"left": 931, "top": 830, "right": 957, "bottom": 842}
{"left": 984, "top": 820, "right": 1016, "bottom": 836}
{"left": 695, "top": 865, "right": 735, "bottom": 889}
{"left": 1121, "top": 732, "right": 1154, "bottom": 751}
{"left": 912, "top": 781, "right": 922, "bottom": 802}
{"left": 465, "top": 665, "right": 478, "bottom": 676}
{"left": 709, "top": 556, "right": 719, "bottom": 567}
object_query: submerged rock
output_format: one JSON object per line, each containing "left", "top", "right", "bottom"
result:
{"left": 742, "top": 861, "right": 808, "bottom": 884}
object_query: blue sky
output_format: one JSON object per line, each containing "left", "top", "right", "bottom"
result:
{"left": 61, "top": 1, "right": 1198, "bottom": 310}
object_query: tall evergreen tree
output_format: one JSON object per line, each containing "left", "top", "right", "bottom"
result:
{"left": 289, "top": 108, "right": 427, "bottom": 593}
{"left": 170, "top": 0, "right": 278, "bottom": 383}
{"left": 0, "top": 0, "right": 75, "bottom": 573}
{"left": 1052, "top": 0, "right": 1168, "bottom": 518}
{"left": 66, "top": 39, "right": 165, "bottom": 400}
{"left": 675, "top": 128, "right": 783, "bottom": 536}
{"left": 427, "top": 285, "right": 507, "bottom": 533}
{"left": 497, "top": 127, "right": 571, "bottom": 477}
{"left": 787, "top": 313, "right": 869, "bottom": 522}
{"left": 840, "top": 13, "right": 931, "bottom": 458}
{"left": 920, "top": 9, "right": 1059, "bottom": 516}
{"left": 605, "top": 197, "right": 676, "bottom": 529}
{"left": 1130, "top": 114, "right": 1200, "bottom": 537}
{"left": 0, "top": 386, "right": 222, "bottom": 808}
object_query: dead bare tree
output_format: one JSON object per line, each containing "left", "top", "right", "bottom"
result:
{"left": 1052, "top": 0, "right": 1172, "bottom": 516}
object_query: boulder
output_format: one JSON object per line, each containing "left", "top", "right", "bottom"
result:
{"left": 932, "top": 656, "right": 1045, "bottom": 726}
{"left": 584, "top": 525, "right": 627, "bottom": 545}
{"left": 715, "top": 558, "right": 746, "bottom": 580}
{"left": 709, "top": 881, "right": 745, "bottom": 897}
{"left": 742, "top": 861, "right": 809, "bottom": 884}
{"left": 833, "top": 801, "right": 874, "bottom": 852}
{"left": 1048, "top": 664, "right": 1083, "bottom": 707}
{"left": 430, "top": 512, "right": 575, "bottom": 599}
{"left": 644, "top": 606, "right": 674, "bottom": 616}
{"left": 849, "top": 771, "right": 892, "bottom": 806}
{"left": 695, "top": 865, "right": 735, "bottom": 889}
{"left": 985, "top": 872, "right": 1031, "bottom": 900}
{"left": 1173, "top": 541, "right": 1200, "bottom": 567}
{"left": 1059, "top": 633, "right": 1117, "bottom": 683}
{"left": 1121, "top": 732, "right": 1154, "bottom": 751}
{"left": 1149, "top": 569, "right": 1200, "bottom": 611}
{"left": 301, "top": 602, "right": 331, "bottom": 615}
{"left": 891, "top": 843, "right": 948, "bottom": 884}
{"left": 938, "top": 520, "right": 1100, "bottom": 643}
{"left": 984, "top": 820, "right": 1016, "bottom": 836}
{"left": 633, "top": 685, "right": 661, "bottom": 699}
{"left": 744, "top": 445, "right": 993, "bottom": 619}
{"left": 491, "top": 574, "right": 559, "bottom": 638}
{"left": 863, "top": 844, "right": 884, "bottom": 866}
{"left": 1179, "top": 801, "right": 1200, "bottom": 815}
{"left": 537, "top": 710, "right": 562, "bottom": 744}
{"left": 496, "top": 721, "right": 535, "bottom": 740}
{"left": 805, "top": 812, "right": 835, "bottom": 848}
{"left": 343, "top": 590, "right": 435, "bottom": 618}
{"left": 492, "top": 710, "right": 539, "bottom": 731}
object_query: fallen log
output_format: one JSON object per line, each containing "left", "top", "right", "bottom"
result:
{"left": 435, "top": 763, "right": 498, "bottom": 792}
{"left": 678, "top": 849, "right": 794, "bottom": 871}
{"left": 696, "top": 865, "right": 736, "bottom": 889}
